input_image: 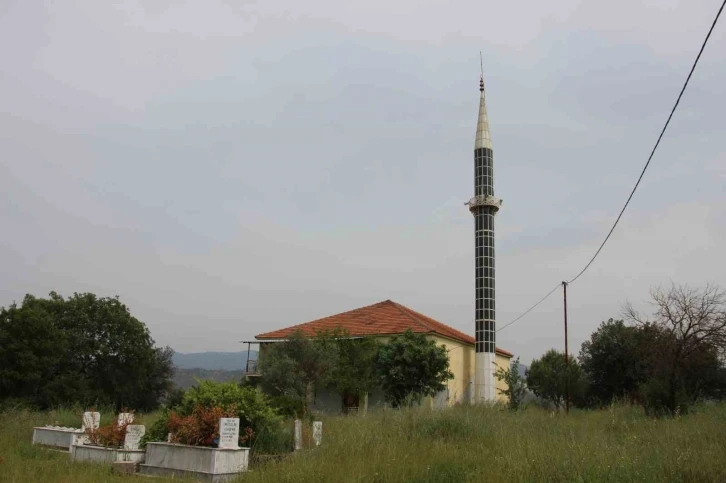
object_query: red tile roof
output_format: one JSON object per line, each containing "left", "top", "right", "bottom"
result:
{"left": 255, "top": 300, "right": 513, "bottom": 358}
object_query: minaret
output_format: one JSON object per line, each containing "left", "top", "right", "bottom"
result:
{"left": 467, "top": 75, "right": 501, "bottom": 403}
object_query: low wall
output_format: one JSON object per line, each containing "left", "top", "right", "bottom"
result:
{"left": 32, "top": 427, "right": 86, "bottom": 452}
{"left": 71, "top": 444, "right": 145, "bottom": 464}
{"left": 139, "top": 443, "right": 249, "bottom": 483}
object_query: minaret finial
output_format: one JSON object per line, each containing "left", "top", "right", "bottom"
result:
{"left": 479, "top": 52, "right": 484, "bottom": 91}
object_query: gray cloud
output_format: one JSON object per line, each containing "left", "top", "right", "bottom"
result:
{"left": 1, "top": 0, "right": 724, "bottom": 361}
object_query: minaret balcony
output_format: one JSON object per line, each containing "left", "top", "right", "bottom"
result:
{"left": 466, "top": 195, "right": 502, "bottom": 212}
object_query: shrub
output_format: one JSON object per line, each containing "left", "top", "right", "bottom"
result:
{"left": 145, "top": 381, "right": 282, "bottom": 451}
{"left": 640, "top": 377, "right": 690, "bottom": 417}
{"left": 495, "top": 357, "right": 527, "bottom": 410}
{"left": 167, "top": 406, "right": 245, "bottom": 447}
{"left": 86, "top": 412, "right": 135, "bottom": 448}
{"left": 267, "top": 394, "right": 305, "bottom": 418}
{"left": 179, "top": 381, "right": 280, "bottom": 437}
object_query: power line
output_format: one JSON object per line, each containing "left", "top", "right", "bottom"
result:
{"left": 497, "top": 283, "right": 561, "bottom": 333}
{"left": 566, "top": 0, "right": 726, "bottom": 285}
{"left": 498, "top": 0, "right": 726, "bottom": 331}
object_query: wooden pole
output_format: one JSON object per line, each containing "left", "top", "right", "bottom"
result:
{"left": 562, "top": 281, "right": 570, "bottom": 414}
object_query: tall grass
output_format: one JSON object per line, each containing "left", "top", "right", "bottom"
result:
{"left": 2, "top": 404, "right": 726, "bottom": 482}
{"left": 243, "top": 403, "right": 726, "bottom": 483}
{"left": 0, "top": 407, "right": 180, "bottom": 483}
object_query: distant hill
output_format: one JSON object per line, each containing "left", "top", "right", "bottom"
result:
{"left": 172, "top": 368, "right": 245, "bottom": 390}
{"left": 172, "top": 350, "right": 257, "bottom": 371}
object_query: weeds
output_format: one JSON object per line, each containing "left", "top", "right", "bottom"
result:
{"left": 2, "top": 404, "right": 726, "bottom": 482}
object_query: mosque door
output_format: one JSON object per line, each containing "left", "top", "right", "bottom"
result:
{"left": 342, "top": 393, "right": 360, "bottom": 414}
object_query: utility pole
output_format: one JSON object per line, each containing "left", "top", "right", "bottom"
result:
{"left": 562, "top": 281, "right": 570, "bottom": 414}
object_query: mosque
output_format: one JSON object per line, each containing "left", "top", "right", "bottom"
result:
{"left": 247, "top": 76, "right": 509, "bottom": 411}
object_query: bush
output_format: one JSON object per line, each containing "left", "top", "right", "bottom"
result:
{"left": 267, "top": 394, "right": 305, "bottom": 418}
{"left": 167, "top": 406, "right": 247, "bottom": 447}
{"left": 641, "top": 377, "right": 690, "bottom": 417}
{"left": 86, "top": 410, "right": 135, "bottom": 448}
{"left": 144, "top": 381, "right": 282, "bottom": 451}
{"left": 163, "top": 387, "right": 185, "bottom": 409}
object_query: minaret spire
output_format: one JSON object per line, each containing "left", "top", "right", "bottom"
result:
{"left": 475, "top": 75, "right": 492, "bottom": 150}
{"left": 466, "top": 69, "right": 501, "bottom": 404}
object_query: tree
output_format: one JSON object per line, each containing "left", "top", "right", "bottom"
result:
{"left": 579, "top": 319, "right": 648, "bottom": 406}
{"left": 0, "top": 292, "right": 174, "bottom": 410}
{"left": 625, "top": 284, "right": 726, "bottom": 414}
{"left": 526, "top": 349, "right": 586, "bottom": 410}
{"left": 323, "top": 329, "right": 380, "bottom": 400}
{"left": 376, "top": 329, "right": 453, "bottom": 408}
{"left": 0, "top": 299, "right": 67, "bottom": 404}
{"left": 257, "top": 329, "right": 335, "bottom": 415}
{"left": 495, "top": 357, "right": 527, "bottom": 410}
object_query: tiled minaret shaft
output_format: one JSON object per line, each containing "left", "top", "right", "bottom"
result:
{"left": 468, "top": 77, "right": 501, "bottom": 403}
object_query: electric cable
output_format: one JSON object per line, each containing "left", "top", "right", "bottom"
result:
{"left": 566, "top": 0, "right": 726, "bottom": 285}
{"left": 498, "top": 0, "right": 726, "bottom": 331}
{"left": 497, "top": 283, "right": 561, "bottom": 333}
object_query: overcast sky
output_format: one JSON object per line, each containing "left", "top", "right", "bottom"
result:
{"left": 1, "top": 0, "right": 724, "bottom": 363}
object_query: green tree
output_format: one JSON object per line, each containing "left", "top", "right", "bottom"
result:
{"left": 376, "top": 329, "right": 453, "bottom": 408}
{"left": 579, "top": 319, "right": 648, "bottom": 406}
{"left": 323, "top": 328, "right": 380, "bottom": 399}
{"left": 0, "top": 298, "right": 68, "bottom": 404}
{"left": 0, "top": 292, "right": 173, "bottom": 410}
{"left": 495, "top": 357, "right": 527, "bottom": 410}
{"left": 527, "top": 349, "right": 586, "bottom": 410}
{"left": 257, "top": 329, "right": 335, "bottom": 415}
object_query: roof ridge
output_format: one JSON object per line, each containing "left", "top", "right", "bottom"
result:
{"left": 256, "top": 300, "right": 391, "bottom": 339}
{"left": 393, "top": 302, "right": 479, "bottom": 345}
{"left": 389, "top": 301, "right": 436, "bottom": 333}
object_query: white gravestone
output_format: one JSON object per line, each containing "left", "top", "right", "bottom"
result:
{"left": 294, "top": 419, "right": 302, "bottom": 451}
{"left": 117, "top": 413, "right": 134, "bottom": 426}
{"left": 82, "top": 412, "right": 100, "bottom": 431}
{"left": 123, "top": 425, "right": 146, "bottom": 450}
{"left": 312, "top": 421, "right": 322, "bottom": 446}
{"left": 218, "top": 418, "right": 240, "bottom": 449}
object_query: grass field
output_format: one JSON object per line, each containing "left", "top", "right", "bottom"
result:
{"left": 2, "top": 403, "right": 726, "bottom": 482}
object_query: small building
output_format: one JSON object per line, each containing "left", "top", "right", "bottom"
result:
{"left": 250, "top": 300, "right": 513, "bottom": 412}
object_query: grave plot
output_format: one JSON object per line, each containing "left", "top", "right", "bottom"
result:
{"left": 31, "top": 411, "right": 99, "bottom": 452}
{"left": 71, "top": 423, "right": 146, "bottom": 465}
{"left": 139, "top": 417, "right": 250, "bottom": 482}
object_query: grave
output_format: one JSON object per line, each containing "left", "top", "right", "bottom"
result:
{"left": 70, "top": 415, "right": 146, "bottom": 465}
{"left": 313, "top": 421, "right": 323, "bottom": 446}
{"left": 117, "top": 413, "right": 134, "bottom": 426}
{"left": 123, "top": 425, "right": 145, "bottom": 451}
{"left": 218, "top": 418, "right": 240, "bottom": 449}
{"left": 31, "top": 411, "right": 98, "bottom": 452}
{"left": 82, "top": 412, "right": 100, "bottom": 431}
{"left": 139, "top": 417, "right": 249, "bottom": 482}
{"left": 32, "top": 426, "right": 86, "bottom": 452}
{"left": 294, "top": 419, "right": 302, "bottom": 451}
{"left": 71, "top": 443, "right": 146, "bottom": 464}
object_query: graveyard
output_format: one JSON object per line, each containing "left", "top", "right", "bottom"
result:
{"left": 3, "top": 402, "right": 726, "bottom": 483}
{"left": 13, "top": 403, "right": 324, "bottom": 482}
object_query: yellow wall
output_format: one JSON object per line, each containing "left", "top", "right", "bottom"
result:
{"left": 426, "top": 335, "right": 511, "bottom": 405}
{"left": 258, "top": 335, "right": 512, "bottom": 407}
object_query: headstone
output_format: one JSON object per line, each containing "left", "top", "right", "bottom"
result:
{"left": 117, "top": 413, "right": 134, "bottom": 426}
{"left": 294, "top": 419, "right": 302, "bottom": 451}
{"left": 218, "top": 418, "right": 240, "bottom": 449}
{"left": 166, "top": 432, "right": 173, "bottom": 443}
{"left": 123, "top": 425, "right": 145, "bottom": 450}
{"left": 82, "top": 412, "right": 100, "bottom": 431}
{"left": 312, "top": 421, "right": 322, "bottom": 446}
